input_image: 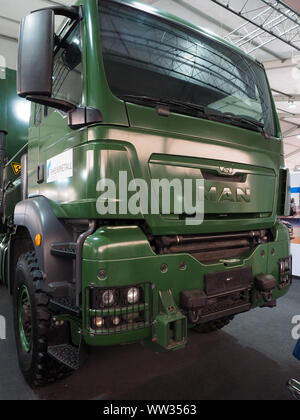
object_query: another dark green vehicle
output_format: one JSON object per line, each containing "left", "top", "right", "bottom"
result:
{"left": 0, "top": 0, "right": 292, "bottom": 386}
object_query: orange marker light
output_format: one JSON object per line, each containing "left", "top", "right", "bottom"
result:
{"left": 35, "top": 234, "right": 42, "bottom": 247}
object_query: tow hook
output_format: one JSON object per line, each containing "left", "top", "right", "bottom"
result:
{"left": 152, "top": 289, "right": 187, "bottom": 351}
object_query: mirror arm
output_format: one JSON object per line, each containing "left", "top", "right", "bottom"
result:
{"left": 68, "top": 107, "right": 103, "bottom": 130}
{"left": 25, "top": 96, "right": 103, "bottom": 130}
{"left": 26, "top": 96, "right": 76, "bottom": 113}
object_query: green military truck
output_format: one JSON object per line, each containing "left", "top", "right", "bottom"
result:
{"left": 0, "top": 0, "right": 292, "bottom": 387}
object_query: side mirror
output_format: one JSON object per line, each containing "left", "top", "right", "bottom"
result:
{"left": 17, "top": 6, "right": 81, "bottom": 113}
{"left": 17, "top": 6, "right": 102, "bottom": 129}
{"left": 17, "top": 9, "right": 55, "bottom": 98}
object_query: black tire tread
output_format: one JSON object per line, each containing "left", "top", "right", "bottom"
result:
{"left": 14, "top": 251, "right": 70, "bottom": 387}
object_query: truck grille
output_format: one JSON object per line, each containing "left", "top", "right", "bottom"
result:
{"left": 152, "top": 229, "right": 271, "bottom": 263}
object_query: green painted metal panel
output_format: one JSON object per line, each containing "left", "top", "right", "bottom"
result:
{"left": 81, "top": 221, "right": 290, "bottom": 346}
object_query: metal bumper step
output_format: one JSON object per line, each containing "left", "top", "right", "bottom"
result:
{"left": 49, "top": 297, "right": 81, "bottom": 317}
{"left": 51, "top": 242, "right": 77, "bottom": 259}
{"left": 48, "top": 344, "right": 80, "bottom": 370}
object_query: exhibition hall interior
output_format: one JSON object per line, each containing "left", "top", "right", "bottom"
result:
{"left": 0, "top": 0, "right": 300, "bottom": 402}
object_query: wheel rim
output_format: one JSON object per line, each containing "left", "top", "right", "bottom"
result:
{"left": 18, "top": 285, "right": 32, "bottom": 353}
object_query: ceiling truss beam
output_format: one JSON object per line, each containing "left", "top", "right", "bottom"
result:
{"left": 210, "top": 0, "right": 300, "bottom": 53}
{"left": 283, "top": 125, "right": 300, "bottom": 136}
{"left": 273, "top": 94, "right": 300, "bottom": 102}
{"left": 172, "top": 0, "right": 285, "bottom": 60}
{"left": 0, "top": 33, "right": 17, "bottom": 43}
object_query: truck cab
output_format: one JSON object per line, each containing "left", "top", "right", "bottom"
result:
{"left": 0, "top": 0, "right": 291, "bottom": 386}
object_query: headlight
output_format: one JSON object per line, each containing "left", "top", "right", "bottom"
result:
{"left": 285, "top": 259, "right": 290, "bottom": 270}
{"left": 127, "top": 287, "right": 140, "bottom": 304}
{"left": 102, "top": 290, "right": 115, "bottom": 307}
{"left": 112, "top": 316, "right": 121, "bottom": 326}
{"left": 280, "top": 260, "right": 285, "bottom": 273}
{"left": 94, "top": 317, "right": 105, "bottom": 328}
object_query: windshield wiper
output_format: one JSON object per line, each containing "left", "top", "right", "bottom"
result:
{"left": 198, "top": 108, "right": 268, "bottom": 137}
{"left": 219, "top": 114, "right": 269, "bottom": 138}
{"left": 119, "top": 95, "right": 208, "bottom": 116}
{"left": 120, "top": 94, "right": 270, "bottom": 137}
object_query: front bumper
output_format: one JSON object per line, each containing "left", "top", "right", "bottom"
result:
{"left": 81, "top": 222, "right": 291, "bottom": 348}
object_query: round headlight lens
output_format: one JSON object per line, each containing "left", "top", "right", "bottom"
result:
{"left": 285, "top": 259, "right": 290, "bottom": 271}
{"left": 102, "top": 290, "right": 115, "bottom": 307}
{"left": 112, "top": 316, "right": 121, "bottom": 326}
{"left": 127, "top": 287, "right": 140, "bottom": 304}
{"left": 280, "top": 261, "right": 285, "bottom": 272}
{"left": 94, "top": 317, "right": 105, "bottom": 328}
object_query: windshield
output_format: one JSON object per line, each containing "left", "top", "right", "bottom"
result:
{"left": 98, "top": 0, "right": 277, "bottom": 137}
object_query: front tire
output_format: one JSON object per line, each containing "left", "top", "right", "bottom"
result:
{"left": 13, "top": 252, "right": 70, "bottom": 387}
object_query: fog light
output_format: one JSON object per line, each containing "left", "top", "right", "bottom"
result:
{"left": 285, "top": 259, "right": 290, "bottom": 270}
{"left": 102, "top": 290, "right": 115, "bottom": 307}
{"left": 112, "top": 316, "right": 121, "bottom": 326}
{"left": 94, "top": 317, "right": 105, "bottom": 328}
{"left": 278, "top": 256, "right": 292, "bottom": 289}
{"left": 127, "top": 287, "right": 140, "bottom": 304}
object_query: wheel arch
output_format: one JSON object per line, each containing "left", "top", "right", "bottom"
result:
{"left": 12, "top": 196, "right": 73, "bottom": 294}
{"left": 8, "top": 226, "right": 34, "bottom": 294}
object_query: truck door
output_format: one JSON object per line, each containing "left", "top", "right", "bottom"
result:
{"left": 36, "top": 22, "right": 83, "bottom": 200}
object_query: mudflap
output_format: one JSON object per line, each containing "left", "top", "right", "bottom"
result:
{"left": 152, "top": 289, "right": 187, "bottom": 351}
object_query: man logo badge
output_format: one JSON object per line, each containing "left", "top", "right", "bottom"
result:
{"left": 220, "top": 167, "right": 234, "bottom": 175}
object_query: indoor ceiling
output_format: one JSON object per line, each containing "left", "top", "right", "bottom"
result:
{"left": 0, "top": 0, "right": 299, "bottom": 169}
